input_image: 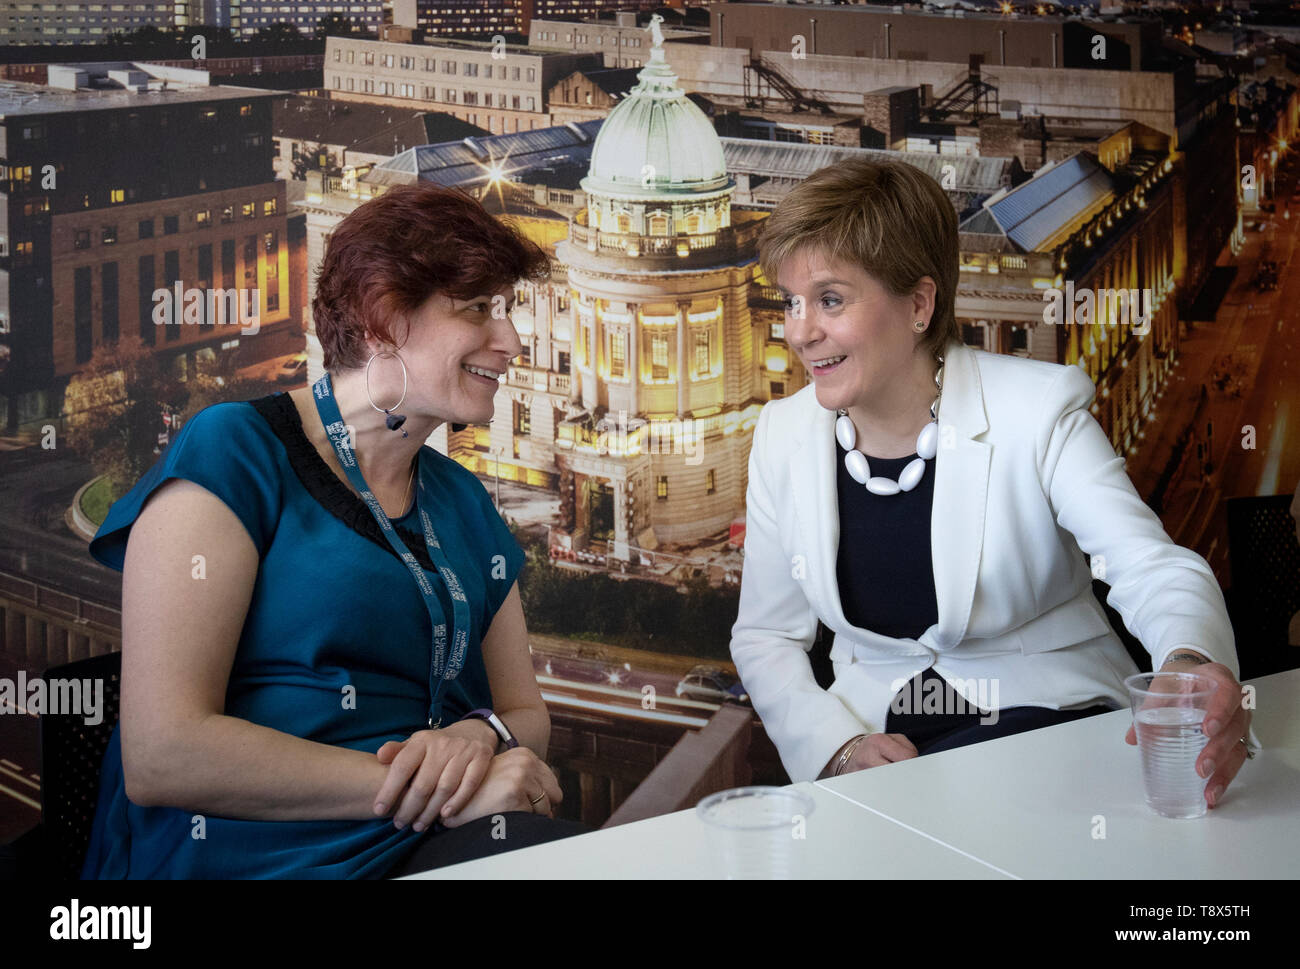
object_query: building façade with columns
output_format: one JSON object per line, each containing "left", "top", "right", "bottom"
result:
{"left": 297, "top": 41, "right": 1186, "bottom": 559}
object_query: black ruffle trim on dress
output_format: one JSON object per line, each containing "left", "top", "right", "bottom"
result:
{"left": 248, "top": 392, "right": 437, "bottom": 572}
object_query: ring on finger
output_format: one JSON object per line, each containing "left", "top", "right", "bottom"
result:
{"left": 1239, "top": 736, "right": 1255, "bottom": 760}
{"left": 529, "top": 790, "right": 546, "bottom": 805}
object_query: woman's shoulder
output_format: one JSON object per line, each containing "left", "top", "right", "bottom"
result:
{"left": 964, "top": 345, "right": 1097, "bottom": 418}
{"left": 179, "top": 396, "right": 286, "bottom": 454}
{"left": 89, "top": 397, "right": 286, "bottom": 571}
{"left": 419, "top": 443, "right": 499, "bottom": 514}
{"left": 755, "top": 383, "right": 823, "bottom": 439}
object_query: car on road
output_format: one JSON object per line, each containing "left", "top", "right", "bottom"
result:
{"left": 675, "top": 665, "right": 750, "bottom": 705}
{"left": 1254, "top": 260, "right": 1279, "bottom": 291}
{"left": 275, "top": 355, "right": 308, "bottom": 384}
{"left": 551, "top": 645, "right": 631, "bottom": 687}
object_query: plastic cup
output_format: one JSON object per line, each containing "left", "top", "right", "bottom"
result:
{"left": 1125, "top": 672, "right": 1220, "bottom": 819}
{"left": 696, "top": 786, "right": 815, "bottom": 879}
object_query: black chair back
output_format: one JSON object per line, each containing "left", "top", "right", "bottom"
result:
{"left": 1227, "top": 494, "right": 1300, "bottom": 680}
{"left": 39, "top": 650, "right": 122, "bottom": 880}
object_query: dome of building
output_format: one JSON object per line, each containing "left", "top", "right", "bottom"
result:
{"left": 583, "top": 40, "right": 730, "bottom": 198}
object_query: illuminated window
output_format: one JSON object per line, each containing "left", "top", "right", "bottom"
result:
{"left": 110, "top": 187, "right": 125, "bottom": 203}
{"left": 242, "top": 201, "right": 255, "bottom": 218}
{"left": 651, "top": 333, "right": 669, "bottom": 379}
{"left": 693, "top": 330, "right": 710, "bottom": 376}
{"left": 656, "top": 476, "right": 668, "bottom": 500}
{"left": 610, "top": 331, "right": 626, "bottom": 378}
{"left": 196, "top": 209, "right": 210, "bottom": 226}
{"left": 263, "top": 198, "right": 277, "bottom": 216}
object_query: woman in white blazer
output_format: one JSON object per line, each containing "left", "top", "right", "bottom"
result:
{"left": 729, "top": 157, "right": 1255, "bottom": 805}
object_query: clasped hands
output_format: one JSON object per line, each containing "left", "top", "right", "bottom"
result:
{"left": 371, "top": 720, "right": 561, "bottom": 832}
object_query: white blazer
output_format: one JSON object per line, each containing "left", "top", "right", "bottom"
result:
{"left": 729, "top": 338, "right": 1241, "bottom": 782}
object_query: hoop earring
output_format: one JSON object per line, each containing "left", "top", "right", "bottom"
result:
{"left": 365, "top": 350, "right": 409, "bottom": 438}
{"left": 913, "top": 320, "right": 927, "bottom": 332}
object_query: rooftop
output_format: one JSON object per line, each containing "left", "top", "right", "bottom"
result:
{"left": 973, "top": 152, "right": 1115, "bottom": 252}
{"left": 367, "top": 119, "right": 604, "bottom": 188}
{"left": 270, "top": 94, "right": 485, "bottom": 153}
{"left": 332, "top": 35, "right": 584, "bottom": 58}
{"left": 0, "top": 77, "right": 271, "bottom": 117}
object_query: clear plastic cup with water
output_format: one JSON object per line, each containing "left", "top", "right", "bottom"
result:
{"left": 696, "top": 786, "right": 815, "bottom": 879}
{"left": 1125, "top": 672, "right": 1221, "bottom": 819}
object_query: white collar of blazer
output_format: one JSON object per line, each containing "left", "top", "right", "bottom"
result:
{"left": 789, "top": 338, "right": 991, "bottom": 650}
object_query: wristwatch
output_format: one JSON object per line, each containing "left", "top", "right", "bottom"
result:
{"left": 462, "top": 708, "right": 519, "bottom": 750}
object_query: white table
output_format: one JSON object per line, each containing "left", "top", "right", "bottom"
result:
{"left": 404, "top": 780, "right": 1010, "bottom": 879}
{"left": 402, "top": 669, "right": 1298, "bottom": 879}
{"left": 816, "top": 668, "right": 1300, "bottom": 879}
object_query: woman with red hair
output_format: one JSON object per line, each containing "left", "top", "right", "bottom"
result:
{"left": 83, "top": 182, "right": 587, "bottom": 878}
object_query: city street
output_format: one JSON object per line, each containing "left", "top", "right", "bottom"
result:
{"left": 1126, "top": 168, "right": 1299, "bottom": 582}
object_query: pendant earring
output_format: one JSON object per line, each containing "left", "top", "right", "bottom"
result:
{"left": 365, "top": 349, "right": 410, "bottom": 438}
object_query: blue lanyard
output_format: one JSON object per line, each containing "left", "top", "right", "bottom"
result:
{"left": 311, "top": 373, "right": 470, "bottom": 728}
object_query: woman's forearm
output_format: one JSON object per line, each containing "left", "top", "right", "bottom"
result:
{"left": 126, "top": 707, "right": 552, "bottom": 821}
{"left": 124, "top": 713, "right": 392, "bottom": 822}
{"left": 498, "top": 705, "right": 550, "bottom": 759}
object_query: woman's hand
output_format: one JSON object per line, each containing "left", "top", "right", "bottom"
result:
{"left": 1124, "top": 658, "right": 1252, "bottom": 809}
{"left": 822, "top": 733, "right": 919, "bottom": 777}
{"left": 373, "top": 719, "right": 498, "bottom": 831}
{"left": 439, "top": 747, "right": 563, "bottom": 828}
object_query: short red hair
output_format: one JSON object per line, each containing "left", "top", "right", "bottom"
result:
{"left": 313, "top": 181, "right": 551, "bottom": 370}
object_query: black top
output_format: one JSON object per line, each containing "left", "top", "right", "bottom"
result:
{"left": 834, "top": 439, "right": 940, "bottom": 640}
{"left": 248, "top": 391, "right": 437, "bottom": 572}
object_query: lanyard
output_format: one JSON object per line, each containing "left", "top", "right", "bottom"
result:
{"left": 311, "top": 373, "right": 470, "bottom": 728}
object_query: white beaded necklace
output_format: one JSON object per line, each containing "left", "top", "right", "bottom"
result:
{"left": 835, "top": 353, "right": 944, "bottom": 496}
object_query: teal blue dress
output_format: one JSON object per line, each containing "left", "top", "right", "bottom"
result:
{"left": 81, "top": 392, "right": 524, "bottom": 878}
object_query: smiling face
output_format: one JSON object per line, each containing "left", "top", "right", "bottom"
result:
{"left": 776, "top": 246, "right": 932, "bottom": 417}
{"left": 370, "top": 283, "right": 523, "bottom": 428}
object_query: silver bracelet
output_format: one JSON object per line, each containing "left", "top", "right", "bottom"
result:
{"left": 833, "top": 734, "right": 870, "bottom": 777}
{"left": 1165, "top": 651, "right": 1212, "bottom": 666}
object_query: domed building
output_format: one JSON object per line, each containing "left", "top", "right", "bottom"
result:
{"left": 551, "top": 28, "right": 767, "bottom": 559}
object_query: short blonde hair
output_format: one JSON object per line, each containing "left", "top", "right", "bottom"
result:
{"left": 757, "top": 156, "right": 959, "bottom": 359}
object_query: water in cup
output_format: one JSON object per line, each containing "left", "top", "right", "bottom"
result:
{"left": 1125, "top": 672, "right": 1219, "bottom": 820}
{"left": 1134, "top": 706, "right": 1211, "bottom": 819}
